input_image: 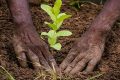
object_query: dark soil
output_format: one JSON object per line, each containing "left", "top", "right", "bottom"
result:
{"left": 0, "top": 1, "right": 120, "bottom": 80}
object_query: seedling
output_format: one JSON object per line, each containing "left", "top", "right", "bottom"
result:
{"left": 41, "top": 0, "right": 72, "bottom": 50}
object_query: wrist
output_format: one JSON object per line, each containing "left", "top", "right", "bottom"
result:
{"left": 87, "top": 26, "right": 111, "bottom": 38}
{"left": 15, "top": 23, "right": 35, "bottom": 31}
{"left": 87, "top": 0, "right": 120, "bottom": 37}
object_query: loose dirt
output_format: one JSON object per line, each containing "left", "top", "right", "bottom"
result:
{"left": 0, "top": 1, "right": 120, "bottom": 80}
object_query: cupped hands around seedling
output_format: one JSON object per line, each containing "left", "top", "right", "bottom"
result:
{"left": 41, "top": 0, "right": 72, "bottom": 50}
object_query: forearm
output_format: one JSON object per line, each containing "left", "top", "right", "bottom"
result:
{"left": 88, "top": 0, "right": 120, "bottom": 36}
{"left": 6, "top": 0, "right": 35, "bottom": 31}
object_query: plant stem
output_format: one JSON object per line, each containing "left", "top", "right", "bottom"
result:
{"left": 0, "top": 66, "right": 15, "bottom": 80}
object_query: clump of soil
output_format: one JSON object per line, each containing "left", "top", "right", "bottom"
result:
{"left": 0, "top": 1, "right": 120, "bottom": 80}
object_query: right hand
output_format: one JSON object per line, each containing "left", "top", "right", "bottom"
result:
{"left": 12, "top": 28, "right": 58, "bottom": 72}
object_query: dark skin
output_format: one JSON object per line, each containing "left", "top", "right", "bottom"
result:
{"left": 3, "top": 0, "right": 120, "bottom": 75}
{"left": 6, "top": 0, "right": 58, "bottom": 71}
{"left": 60, "top": 0, "right": 120, "bottom": 74}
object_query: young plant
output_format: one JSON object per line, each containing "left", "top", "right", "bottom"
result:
{"left": 41, "top": 0, "right": 72, "bottom": 50}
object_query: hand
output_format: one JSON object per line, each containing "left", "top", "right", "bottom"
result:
{"left": 60, "top": 32, "right": 105, "bottom": 75}
{"left": 12, "top": 28, "right": 58, "bottom": 71}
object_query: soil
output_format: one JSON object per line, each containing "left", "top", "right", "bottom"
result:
{"left": 0, "top": 1, "right": 120, "bottom": 80}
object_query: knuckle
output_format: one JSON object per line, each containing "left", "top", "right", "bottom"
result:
{"left": 68, "top": 64, "right": 74, "bottom": 69}
{"left": 75, "top": 54, "right": 83, "bottom": 61}
{"left": 68, "top": 51, "right": 77, "bottom": 58}
{"left": 75, "top": 56, "right": 79, "bottom": 60}
{"left": 90, "top": 59, "right": 98, "bottom": 66}
{"left": 31, "top": 55, "right": 39, "bottom": 60}
{"left": 78, "top": 61, "right": 84, "bottom": 67}
{"left": 66, "top": 55, "right": 74, "bottom": 61}
{"left": 89, "top": 61, "right": 96, "bottom": 66}
{"left": 83, "top": 56, "right": 89, "bottom": 61}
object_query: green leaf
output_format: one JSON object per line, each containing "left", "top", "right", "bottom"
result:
{"left": 41, "top": 4, "right": 56, "bottom": 21}
{"left": 56, "top": 21, "right": 63, "bottom": 30}
{"left": 41, "top": 32, "right": 48, "bottom": 36}
{"left": 56, "top": 13, "right": 71, "bottom": 29}
{"left": 57, "top": 30, "right": 72, "bottom": 37}
{"left": 51, "top": 43, "right": 62, "bottom": 50}
{"left": 45, "top": 22, "right": 57, "bottom": 30}
{"left": 57, "top": 13, "right": 72, "bottom": 21}
{"left": 47, "top": 30, "right": 56, "bottom": 38}
{"left": 53, "top": 0, "right": 62, "bottom": 16}
{"left": 48, "top": 37, "right": 57, "bottom": 45}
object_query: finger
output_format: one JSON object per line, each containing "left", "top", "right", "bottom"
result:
{"left": 60, "top": 49, "right": 78, "bottom": 71}
{"left": 70, "top": 56, "right": 90, "bottom": 75}
{"left": 27, "top": 49, "right": 42, "bottom": 70}
{"left": 46, "top": 54, "right": 59, "bottom": 73}
{"left": 17, "top": 52, "right": 28, "bottom": 67}
{"left": 40, "top": 44, "right": 59, "bottom": 73}
{"left": 84, "top": 58, "right": 99, "bottom": 72}
{"left": 30, "top": 47, "right": 52, "bottom": 71}
{"left": 64, "top": 53, "right": 85, "bottom": 73}
{"left": 13, "top": 38, "right": 28, "bottom": 67}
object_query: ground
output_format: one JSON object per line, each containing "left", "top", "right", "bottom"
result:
{"left": 0, "top": 1, "right": 120, "bottom": 80}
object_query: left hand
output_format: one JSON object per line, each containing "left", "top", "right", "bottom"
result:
{"left": 60, "top": 31, "right": 105, "bottom": 75}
